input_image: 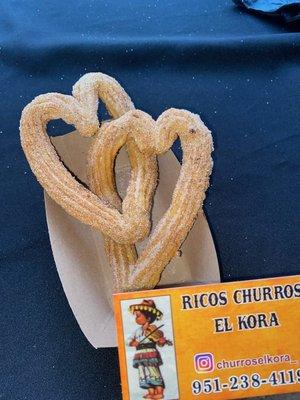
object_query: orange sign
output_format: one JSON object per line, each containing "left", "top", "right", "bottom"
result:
{"left": 114, "top": 275, "right": 300, "bottom": 400}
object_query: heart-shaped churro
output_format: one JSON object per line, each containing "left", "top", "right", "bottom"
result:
{"left": 20, "top": 73, "right": 155, "bottom": 244}
{"left": 20, "top": 72, "right": 213, "bottom": 293}
{"left": 88, "top": 108, "right": 213, "bottom": 291}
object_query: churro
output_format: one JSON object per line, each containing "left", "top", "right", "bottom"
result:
{"left": 20, "top": 73, "right": 153, "bottom": 244}
{"left": 20, "top": 73, "right": 213, "bottom": 293}
{"left": 88, "top": 108, "right": 213, "bottom": 291}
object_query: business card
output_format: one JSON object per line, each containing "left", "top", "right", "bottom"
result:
{"left": 114, "top": 275, "right": 300, "bottom": 399}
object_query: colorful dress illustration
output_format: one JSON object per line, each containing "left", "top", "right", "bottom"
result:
{"left": 127, "top": 299, "right": 173, "bottom": 400}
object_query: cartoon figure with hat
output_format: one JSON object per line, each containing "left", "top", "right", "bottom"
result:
{"left": 127, "top": 299, "right": 173, "bottom": 399}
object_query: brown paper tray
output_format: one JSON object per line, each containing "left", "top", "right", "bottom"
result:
{"left": 44, "top": 130, "right": 220, "bottom": 348}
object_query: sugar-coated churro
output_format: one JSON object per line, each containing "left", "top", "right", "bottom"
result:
{"left": 20, "top": 73, "right": 213, "bottom": 293}
{"left": 20, "top": 73, "right": 154, "bottom": 244}
{"left": 88, "top": 108, "right": 213, "bottom": 291}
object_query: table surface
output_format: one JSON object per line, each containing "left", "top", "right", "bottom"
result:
{"left": 0, "top": 0, "right": 299, "bottom": 398}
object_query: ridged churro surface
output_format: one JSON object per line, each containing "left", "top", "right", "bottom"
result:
{"left": 20, "top": 73, "right": 213, "bottom": 293}
{"left": 19, "top": 73, "right": 151, "bottom": 244}
{"left": 88, "top": 108, "right": 213, "bottom": 292}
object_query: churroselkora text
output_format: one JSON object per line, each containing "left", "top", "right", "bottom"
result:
{"left": 181, "top": 283, "right": 300, "bottom": 333}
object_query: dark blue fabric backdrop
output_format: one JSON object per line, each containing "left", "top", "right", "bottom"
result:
{"left": 0, "top": 1, "right": 299, "bottom": 399}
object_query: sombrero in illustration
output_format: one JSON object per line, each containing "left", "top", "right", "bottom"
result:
{"left": 129, "top": 299, "right": 163, "bottom": 321}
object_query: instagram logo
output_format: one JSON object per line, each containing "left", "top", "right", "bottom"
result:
{"left": 194, "top": 353, "right": 214, "bottom": 373}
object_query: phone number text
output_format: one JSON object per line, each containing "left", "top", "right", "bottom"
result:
{"left": 192, "top": 369, "right": 300, "bottom": 395}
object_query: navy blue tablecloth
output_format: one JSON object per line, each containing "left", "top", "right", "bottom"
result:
{"left": 0, "top": 0, "right": 299, "bottom": 398}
